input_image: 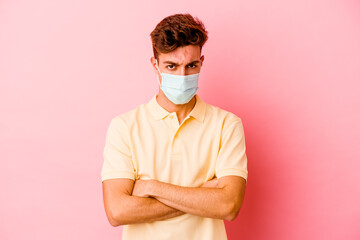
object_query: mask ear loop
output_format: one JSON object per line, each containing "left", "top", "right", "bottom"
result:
{"left": 155, "top": 59, "right": 161, "bottom": 86}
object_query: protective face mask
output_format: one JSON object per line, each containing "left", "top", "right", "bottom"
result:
{"left": 155, "top": 60, "right": 199, "bottom": 105}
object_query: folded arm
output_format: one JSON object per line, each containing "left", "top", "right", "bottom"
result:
{"left": 132, "top": 175, "right": 246, "bottom": 221}
{"left": 102, "top": 177, "right": 220, "bottom": 226}
{"left": 102, "top": 178, "right": 184, "bottom": 226}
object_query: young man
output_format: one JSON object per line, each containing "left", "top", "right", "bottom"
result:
{"left": 101, "top": 13, "right": 248, "bottom": 240}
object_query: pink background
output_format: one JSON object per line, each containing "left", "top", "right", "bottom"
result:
{"left": 1, "top": 0, "right": 359, "bottom": 239}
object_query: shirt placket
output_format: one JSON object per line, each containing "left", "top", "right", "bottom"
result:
{"left": 168, "top": 112, "right": 192, "bottom": 155}
{"left": 167, "top": 112, "right": 181, "bottom": 155}
{"left": 165, "top": 112, "right": 192, "bottom": 183}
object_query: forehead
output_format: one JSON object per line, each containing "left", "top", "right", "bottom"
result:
{"left": 158, "top": 45, "right": 201, "bottom": 64}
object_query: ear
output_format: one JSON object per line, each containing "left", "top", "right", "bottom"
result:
{"left": 150, "top": 57, "right": 158, "bottom": 73}
{"left": 200, "top": 55, "right": 205, "bottom": 66}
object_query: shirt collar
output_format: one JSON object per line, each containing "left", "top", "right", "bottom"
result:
{"left": 148, "top": 94, "right": 206, "bottom": 122}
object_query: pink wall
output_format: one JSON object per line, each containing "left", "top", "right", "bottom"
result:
{"left": 1, "top": 0, "right": 359, "bottom": 239}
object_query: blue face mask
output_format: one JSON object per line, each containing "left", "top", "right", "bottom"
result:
{"left": 155, "top": 60, "right": 199, "bottom": 105}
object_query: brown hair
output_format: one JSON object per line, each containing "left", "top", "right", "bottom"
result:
{"left": 150, "top": 13, "right": 208, "bottom": 60}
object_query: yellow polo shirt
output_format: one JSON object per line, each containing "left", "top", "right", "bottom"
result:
{"left": 101, "top": 94, "right": 248, "bottom": 240}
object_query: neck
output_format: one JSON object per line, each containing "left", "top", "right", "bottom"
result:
{"left": 156, "top": 90, "right": 196, "bottom": 121}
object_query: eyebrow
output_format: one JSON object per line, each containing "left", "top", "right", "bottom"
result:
{"left": 163, "top": 60, "right": 200, "bottom": 66}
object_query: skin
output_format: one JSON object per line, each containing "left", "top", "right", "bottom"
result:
{"left": 102, "top": 45, "right": 246, "bottom": 227}
{"left": 132, "top": 176, "right": 246, "bottom": 221}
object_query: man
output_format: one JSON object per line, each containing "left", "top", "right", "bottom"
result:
{"left": 101, "top": 13, "right": 248, "bottom": 240}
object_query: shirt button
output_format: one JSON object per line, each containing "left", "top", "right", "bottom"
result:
{"left": 169, "top": 115, "right": 173, "bottom": 119}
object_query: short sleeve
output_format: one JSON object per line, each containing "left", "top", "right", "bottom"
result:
{"left": 215, "top": 117, "right": 248, "bottom": 182}
{"left": 101, "top": 116, "right": 136, "bottom": 182}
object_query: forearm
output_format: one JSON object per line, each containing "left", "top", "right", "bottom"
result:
{"left": 112, "top": 195, "right": 184, "bottom": 226}
{"left": 148, "top": 181, "right": 234, "bottom": 220}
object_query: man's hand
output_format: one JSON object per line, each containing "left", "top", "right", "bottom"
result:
{"left": 132, "top": 179, "right": 153, "bottom": 198}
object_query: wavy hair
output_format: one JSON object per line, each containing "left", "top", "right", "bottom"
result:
{"left": 150, "top": 13, "right": 208, "bottom": 59}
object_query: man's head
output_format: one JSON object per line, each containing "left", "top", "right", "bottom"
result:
{"left": 150, "top": 13, "right": 208, "bottom": 76}
{"left": 150, "top": 13, "right": 208, "bottom": 61}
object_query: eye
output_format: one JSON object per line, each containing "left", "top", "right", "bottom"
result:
{"left": 167, "top": 65, "right": 175, "bottom": 70}
{"left": 187, "top": 64, "right": 197, "bottom": 69}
